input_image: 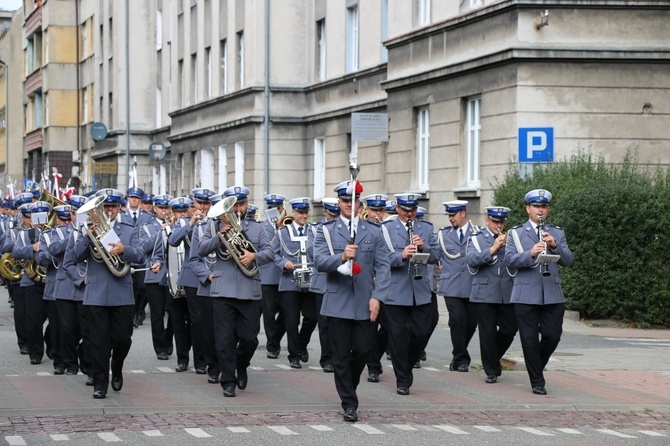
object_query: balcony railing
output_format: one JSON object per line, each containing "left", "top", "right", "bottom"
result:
{"left": 24, "top": 128, "right": 43, "bottom": 152}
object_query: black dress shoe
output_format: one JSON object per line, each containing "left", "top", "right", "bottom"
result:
{"left": 19, "top": 347, "right": 29, "bottom": 355}
{"left": 532, "top": 386, "right": 547, "bottom": 395}
{"left": 195, "top": 367, "right": 207, "bottom": 375}
{"left": 65, "top": 369, "right": 78, "bottom": 376}
{"left": 457, "top": 364, "right": 469, "bottom": 372}
{"left": 343, "top": 407, "right": 358, "bottom": 422}
{"left": 367, "top": 372, "right": 379, "bottom": 383}
{"left": 93, "top": 390, "right": 107, "bottom": 399}
{"left": 208, "top": 375, "right": 220, "bottom": 384}
{"left": 266, "top": 351, "right": 279, "bottom": 359}
{"left": 485, "top": 375, "right": 497, "bottom": 384}
{"left": 322, "top": 364, "right": 334, "bottom": 373}
{"left": 223, "top": 384, "right": 236, "bottom": 397}
{"left": 30, "top": 358, "right": 41, "bottom": 365}
{"left": 237, "top": 368, "right": 248, "bottom": 390}
{"left": 111, "top": 373, "right": 123, "bottom": 392}
{"left": 289, "top": 359, "right": 302, "bottom": 369}
{"left": 53, "top": 367, "right": 65, "bottom": 375}
{"left": 167, "top": 347, "right": 173, "bottom": 356}
{"left": 132, "top": 315, "right": 140, "bottom": 328}
{"left": 420, "top": 351, "right": 427, "bottom": 361}
{"left": 157, "top": 352, "right": 169, "bottom": 360}
{"left": 413, "top": 360, "right": 421, "bottom": 369}
{"left": 396, "top": 387, "right": 410, "bottom": 395}
{"left": 85, "top": 376, "right": 94, "bottom": 386}
{"left": 175, "top": 363, "right": 188, "bottom": 373}
{"left": 300, "top": 351, "right": 309, "bottom": 363}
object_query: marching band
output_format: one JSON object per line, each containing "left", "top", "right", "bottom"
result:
{"left": 0, "top": 177, "right": 572, "bottom": 420}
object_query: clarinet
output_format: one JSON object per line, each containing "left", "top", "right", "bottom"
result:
{"left": 537, "top": 216, "right": 551, "bottom": 277}
{"left": 407, "top": 218, "right": 422, "bottom": 281}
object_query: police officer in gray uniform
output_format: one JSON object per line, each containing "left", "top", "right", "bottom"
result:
{"left": 380, "top": 193, "right": 440, "bottom": 395}
{"left": 313, "top": 180, "right": 391, "bottom": 422}
{"left": 505, "top": 189, "right": 574, "bottom": 395}
{"left": 74, "top": 189, "right": 146, "bottom": 399}
{"left": 198, "top": 186, "right": 274, "bottom": 398}
{"left": 438, "top": 200, "right": 479, "bottom": 372}
{"left": 125, "top": 187, "right": 153, "bottom": 328}
{"left": 466, "top": 206, "right": 517, "bottom": 384}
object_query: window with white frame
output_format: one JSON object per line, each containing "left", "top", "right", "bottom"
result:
{"left": 205, "top": 47, "right": 212, "bottom": 99}
{"left": 316, "top": 19, "right": 326, "bottom": 81}
{"left": 178, "top": 59, "right": 184, "bottom": 107}
{"left": 160, "top": 164, "right": 167, "bottom": 194}
{"left": 234, "top": 143, "right": 245, "bottom": 185}
{"left": 190, "top": 54, "right": 197, "bottom": 104}
{"left": 416, "top": 107, "right": 430, "bottom": 190}
{"left": 345, "top": 6, "right": 359, "bottom": 73}
{"left": 156, "top": 9, "right": 162, "bottom": 51}
{"left": 417, "top": 0, "right": 431, "bottom": 27}
{"left": 152, "top": 165, "right": 161, "bottom": 195}
{"left": 201, "top": 148, "right": 215, "bottom": 188}
{"left": 237, "top": 32, "right": 245, "bottom": 89}
{"left": 218, "top": 145, "right": 227, "bottom": 192}
{"left": 313, "top": 138, "right": 326, "bottom": 200}
{"left": 178, "top": 153, "right": 185, "bottom": 194}
{"left": 82, "top": 88, "right": 88, "bottom": 125}
{"left": 220, "top": 39, "right": 228, "bottom": 95}
{"left": 466, "top": 97, "right": 481, "bottom": 188}
{"left": 470, "top": 0, "right": 484, "bottom": 9}
{"left": 155, "top": 85, "right": 162, "bottom": 127}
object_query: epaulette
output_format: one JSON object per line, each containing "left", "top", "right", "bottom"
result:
{"left": 119, "top": 220, "right": 135, "bottom": 228}
{"left": 245, "top": 218, "right": 260, "bottom": 225}
{"left": 366, "top": 220, "right": 381, "bottom": 227}
{"left": 439, "top": 225, "right": 454, "bottom": 232}
{"left": 510, "top": 224, "right": 523, "bottom": 230}
{"left": 547, "top": 223, "right": 562, "bottom": 229}
{"left": 419, "top": 220, "right": 434, "bottom": 227}
{"left": 472, "top": 230, "right": 483, "bottom": 237}
{"left": 381, "top": 219, "right": 393, "bottom": 226}
{"left": 322, "top": 219, "right": 337, "bottom": 227}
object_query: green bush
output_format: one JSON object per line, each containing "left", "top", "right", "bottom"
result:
{"left": 492, "top": 150, "right": 670, "bottom": 327}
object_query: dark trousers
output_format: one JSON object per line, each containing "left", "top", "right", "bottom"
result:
{"left": 212, "top": 297, "right": 260, "bottom": 387}
{"left": 186, "top": 288, "right": 217, "bottom": 374}
{"left": 314, "top": 293, "right": 332, "bottom": 368}
{"left": 474, "top": 302, "right": 518, "bottom": 377}
{"left": 384, "top": 301, "right": 435, "bottom": 388}
{"left": 444, "top": 296, "right": 477, "bottom": 367}
{"left": 328, "top": 317, "right": 376, "bottom": 411}
{"left": 78, "top": 301, "right": 92, "bottom": 376}
{"left": 132, "top": 270, "right": 147, "bottom": 321}
{"left": 56, "top": 299, "right": 82, "bottom": 373}
{"left": 146, "top": 283, "right": 174, "bottom": 355}
{"left": 45, "top": 299, "right": 64, "bottom": 370}
{"left": 261, "top": 284, "right": 285, "bottom": 354}
{"left": 281, "top": 290, "right": 317, "bottom": 362}
{"left": 24, "top": 283, "right": 47, "bottom": 362}
{"left": 515, "top": 303, "right": 564, "bottom": 387}
{"left": 169, "top": 295, "right": 193, "bottom": 365}
{"left": 87, "top": 304, "right": 134, "bottom": 393}
{"left": 11, "top": 283, "right": 27, "bottom": 351}
{"left": 366, "top": 320, "right": 387, "bottom": 374}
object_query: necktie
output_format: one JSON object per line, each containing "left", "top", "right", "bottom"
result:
{"left": 459, "top": 228, "right": 464, "bottom": 243}
{"left": 298, "top": 226, "right": 304, "bottom": 236}
{"left": 133, "top": 212, "right": 137, "bottom": 224}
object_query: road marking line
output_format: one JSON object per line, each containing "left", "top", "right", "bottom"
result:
{"left": 249, "top": 366, "right": 263, "bottom": 371}
{"left": 143, "top": 430, "right": 163, "bottom": 436}
{"left": 556, "top": 428, "right": 582, "bottom": 434}
{"left": 37, "top": 372, "right": 51, "bottom": 376}
{"left": 516, "top": 427, "right": 554, "bottom": 436}
{"left": 50, "top": 434, "right": 69, "bottom": 441}
{"left": 604, "top": 337, "right": 669, "bottom": 342}
{"left": 423, "top": 367, "right": 440, "bottom": 371}
{"left": 351, "top": 424, "right": 385, "bottom": 435}
{"left": 473, "top": 426, "right": 500, "bottom": 432}
{"left": 310, "top": 425, "right": 334, "bottom": 431}
{"left": 434, "top": 425, "right": 469, "bottom": 434}
{"left": 227, "top": 427, "right": 250, "bottom": 433}
{"left": 128, "top": 370, "right": 145, "bottom": 374}
{"left": 156, "top": 367, "right": 174, "bottom": 373}
{"left": 4, "top": 436, "right": 26, "bottom": 446}
{"left": 97, "top": 432, "right": 122, "bottom": 442}
{"left": 308, "top": 366, "right": 322, "bottom": 371}
{"left": 639, "top": 430, "right": 666, "bottom": 437}
{"left": 390, "top": 424, "right": 417, "bottom": 431}
{"left": 275, "top": 364, "right": 292, "bottom": 370}
{"left": 185, "top": 428, "right": 212, "bottom": 438}
{"left": 268, "top": 426, "right": 298, "bottom": 435}
{"left": 597, "top": 429, "right": 636, "bottom": 438}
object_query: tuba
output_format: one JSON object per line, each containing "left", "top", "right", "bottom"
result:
{"left": 207, "top": 196, "right": 259, "bottom": 277}
{"left": 0, "top": 252, "right": 23, "bottom": 281}
{"left": 76, "top": 196, "right": 131, "bottom": 277}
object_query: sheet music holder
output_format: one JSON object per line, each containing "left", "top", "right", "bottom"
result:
{"left": 410, "top": 252, "right": 430, "bottom": 264}
{"left": 536, "top": 253, "right": 560, "bottom": 264}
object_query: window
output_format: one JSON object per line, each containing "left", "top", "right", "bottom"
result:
{"left": 35, "top": 91, "right": 43, "bottom": 128}
{"left": 201, "top": 148, "right": 215, "bottom": 188}
{"left": 44, "top": 93, "right": 48, "bottom": 127}
{"left": 381, "top": 0, "right": 389, "bottom": 63}
{"left": 178, "top": 153, "right": 185, "bottom": 194}
{"left": 160, "top": 164, "right": 167, "bottom": 194}
{"left": 470, "top": 0, "right": 484, "bottom": 8}
{"left": 219, "top": 39, "right": 228, "bottom": 95}
{"left": 416, "top": 107, "right": 430, "bottom": 190}
{"left": 108, "top": 92, "right": 113, "bottom": 127}
{"left": 234, "top": 142, "right": 244, "bottom": 185}
{"left": 152, "top": 165, "right": 161, "bottom": 195}
{"left": 190, "top": 54, "right": 197, "bottom": 104}
{"left": 81, "top": 23, "right": 88, "bottom": 60}
{"left": 345, "top": 6, "right": 359, "bottom": 73}
{"left": 205, "top": 47, "right": 212, "bottom": 99}
{"left": 156, "top": 9, "right": 162, "bottom": 51}
{"left": 417, "top": 0, "right": 431, "bottom": 27}
{"left": 155, "top": 85, "right": 162, "bottom": 127}
{"left": 218, "top": 145, "right": 227, "bottom": 192}
{"left": 26, "top": 37, "right": 34, "bottom": 75}
{"left": 466, "top": 97, "right": 481, "bottom": 187}
{"left": 313, "top": 138, "right": 326, "bottom": 200}
{"left": 316, "top": 20, "right": 326, "bottom": 81}
{"left": 236, "top": 32, "right": 244, "bottom": 89}
{"left": 177, "top": 59, "right": 184, "bottom": 107}
{"left": 82, "top": 87, "right": 88, "bottom": 125}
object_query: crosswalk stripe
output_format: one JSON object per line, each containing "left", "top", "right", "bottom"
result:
{"left": 156, "top": 367, "right": 174, "bottom": 373}
{"left": 128, "top": 370, "right": 145, "bottom": 374}
{"left": 391, "top": 424, "right": 417, "bottom": 431}
{"left": 143, "top": 430, "right": 163, "bottom": 436}
{"left": 352, "top": 424, "right": 385, "bottom": 435}
{"left": 185, "top": 428, "right": 212, "bottom": 438}
{"left": 597, "top": 429, "right": 636, "bottom": 438}
{"left": 37, "top": 372, "right": 51, "bottom": 376}
{"left": 97, "top": 432, "right": 122, "bottom": 442}
{"left": 310, "top": 425, "right": 334, "bottom": 431}
{"left": 308, "top": 366, "right": 322, "bottom": 371}
{"left": 604, "top": 338, "right": 669, "bottom": 342}
{"left": 473, "top": 426, "right": 500, "bottom": 432}
{"left": 50, "top": 434, "right": 69, "bottom": 441}
{"left": 4, "top": 436, "right": 27, "bottom": 446}
{"left": 434, "top": 425, "right": 469, "bottom": 434}
{"left": 227, "top": 427, "right": 250, "bottom": 433}
{"left": 268, "top": 426, "right": 298, "bottom": 435}
{"left": 422, "top": 367, "right": 440, "bottom": 371}
{"left": 639, "top": 430, "right": 667, "bottom": 437}
{"left": 249, "top": 366, "right": 263, "bottom": 371}
{"left": 516, "top": 427, "right": 554, "bottom": 436}
{"left": 275, "top": 364, "right": 291, "bottom": 370}
{"left": 556, "top": 428, "right": 582, "bottom": 434}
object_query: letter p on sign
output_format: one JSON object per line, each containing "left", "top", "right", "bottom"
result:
{"left": 518, "top": 128, "right": 554, "bottom": 163}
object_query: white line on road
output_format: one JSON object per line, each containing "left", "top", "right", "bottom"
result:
{"left": 156, "top": 367, "right": 174, "bottom": 373}
{"left": 434, "top": 425, "right": 469, "bottom": 434}
{"left": 390, "top": 424, "right": 418, "bottom": 431}
{"left": 97, "top": 432, "right": 123, "bottom": 442}
{"left": 516, "top": 427, "right": 554, "bottom": 436}
{"left": 4, "top": 436, "right": 26, "bottom": 446}
{"left": 227, "top": 427, "right": 250, "bottom": 433}
{"left": 249, "top": 366, "right": 264, "bottom": 371}
{"left": 310, "top": 425, "right": 334, "bottom": 431}
{"left": 50, "top": 434, "right": 69, "bottom": 441}
{"left": 604, "top": 338, "right": 670, "bottom": 342}
{"left": 597, "top": 429, "right": 636, "bottom": 438}
{"left": 143, "top": 430, "right": 163, "bottom": 436}
{"left": 268, "top": 426, "right": 298, "bottom": 435}
{"left": 36, "top": 372, "right": 51, "bottom": 376}
{"left": 351, "top": 424, "right": 385, "bottom": 435}
{"left": 275, "top": 364, "right": 292, "bottom": 370}
{"left": 308, "top": 366, "right": 323, "bottom": 371}
{"left": 639, "top": 430, "right": 667, "bottom": 437}
{"left": 185, "top": 428, "right": 212, "bottom": 438}
{"left": 128, "top": 370, "right": 145, "bottom": 374}
{"left": 473, "top": 426, "right": 501, "bottom": 432}
{"left": 422, "top": 367, "right": 440, "bottom": 371}
{"left": 556, "top": 428, "right": 582, "bottom": 434}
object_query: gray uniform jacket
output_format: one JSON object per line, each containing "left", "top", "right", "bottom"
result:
{"left": 272, "top": 223, "right": 311, "bottom": 293}
{"left": 58, "top": 227, "right": 85, "bottom": 301}
{"left": 13, "top": 228, "right": 42, "bottom": 287}
{"left": 260, "top": 218, "right": 281, "bottom": 285}
{"left": 466, "top": 229, "right": 514, "bottom": 304}
{"left": 140, "top": 220, "right": 167, "bottom": 285}
{"left": 197, "top": 217, "right": 274, "bottom": 300}
{"left": 437, "top": 224, "right": 478, "bottom": 298}
{"left": 168, "top": 218, "right": 199, "bottom": 289}
{"left": 37, "top": 229, "right": 58, "bottom": 300}
{"left": 504, "top": 220, "right": 574, "bottom": 305}
{"left": 124, "top": 208, "right": 153, "bottom": 228}
{"left": 187, "top": 220, "right": 214, "bottom": 297}
{"left": 307, "top": 222, "right": 326, "bottom": 295}
{"left": 313, "top": 217, "right": 391, "bottom": 320}
{"left": 381, "top": 219, "right": 440, "bottom": 306}
{"left": 74, "top": 218, "right": 146, "bottom": 306}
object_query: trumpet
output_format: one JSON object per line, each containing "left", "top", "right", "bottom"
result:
{"left": 493, "top": 228, "right": 507, "bottom": 245}
{"left": 407, "top": 218, "right": 422, "bottom": 281}
{"left": 537, "top": 216, "right": 551, "bottom": 277}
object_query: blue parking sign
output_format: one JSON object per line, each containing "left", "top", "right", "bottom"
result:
{"left": 519, "top": 128, "right": 554, "bottom": 162}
